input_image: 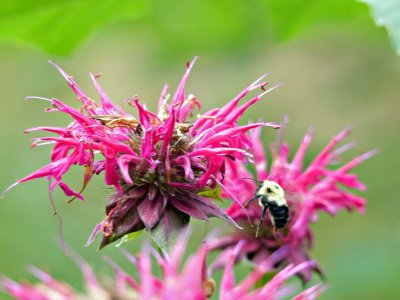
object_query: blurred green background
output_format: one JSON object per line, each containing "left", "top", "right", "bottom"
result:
{"left": 0, "top": 1, "right": 399, "bottom": 299}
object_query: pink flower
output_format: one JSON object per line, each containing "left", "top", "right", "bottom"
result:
{"left": 3, "top": 58, "right": 280, "bottom": 251}
{"left": 211, "top": 121, "right": 376, "bottom": 282}
{"left": 1, "top": 232, "right": 325, "bottom": 300}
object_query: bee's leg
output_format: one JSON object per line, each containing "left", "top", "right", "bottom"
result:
{"left": 255, "top": 204, "right": 269, "bottom": 238}
{"left": 272, "top": 226, "right": 279, "bottom": 240}
{"left": 244, "top": 194, "right": 261, "bottom": 207}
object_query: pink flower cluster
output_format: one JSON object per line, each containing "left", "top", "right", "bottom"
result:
{"left": 211, "top": 122, "right": 376, "bottom": 282}
{"left": 2, "top": 232, "right": 325, "bottom": 300}
{"left": 4, "top": 58, "right": 279, "bottom": 250}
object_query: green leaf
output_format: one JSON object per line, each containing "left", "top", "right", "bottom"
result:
{"left": 265, "top": 0, "right": 362, "bottom": 42}
{"left": 148, "top": 0, "right": 270, "bottom": 57}
{"left": 142, "top": 0, "right": 373, "bottom": 61}
{"left": 0, "top": 0, "right": 149, "bottom": 55}
{"left": 360, "top": 0, "right": 400, "bottom": 54}
{"left": 150, "top": 206, "right": 190, "bottom": 254}
{"left": 197, "top": 185, "right": 223, "bottom": 202}
{"left": 115, "top": 230, "right": 143, "bottom": 248}
{"left": 255, "top": 271, "right": 278, "bottom": 288}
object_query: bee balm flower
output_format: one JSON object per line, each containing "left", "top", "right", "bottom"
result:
{"left": 4, "top": 58, "right": 280, "bottom": 251}
{"left": 211, "top": 123, "right": 376, "bottom": 282}
{"left": 1, "top": 232, "right": 325, "bottom": 300}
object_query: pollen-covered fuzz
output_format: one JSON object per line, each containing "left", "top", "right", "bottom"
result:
{"left": 1, "top": 232, "right": 326, "bottom": 300}
{"left": 211, "top": 122, "right": 376, "bottom": 283}
{"left": 4, "top": 58, "right": 281, "bottom": 251}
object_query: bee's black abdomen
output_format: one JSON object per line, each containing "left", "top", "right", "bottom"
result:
{"left": 269, "top": 208, "right": 288, "bottom": 218}
{"left": 268, "top": 202, "right": 288, "bottom": 213}
{"left": 274, "top": 218, "right": 288, "bottom": 228}
{"left": 268, "top": 201, "right": 289, "bottom": 229}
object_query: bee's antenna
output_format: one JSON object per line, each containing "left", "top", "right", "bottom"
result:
{"left": 243, "top": 196, "right": 258, "bottom": 207}
{"left": 241, "top": 177, "right": 263, "bottom": 186}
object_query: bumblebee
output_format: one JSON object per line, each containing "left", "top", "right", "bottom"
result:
{"left": 245, "top": 180, "right": 289, "bottom": 237}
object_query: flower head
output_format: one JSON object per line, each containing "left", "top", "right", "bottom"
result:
{"left": 211, "top": 121, "right": 376, "bottom": 282}
{"left": 1, "top": 232, "right": 325, "bottom": 300}
{"left": 4, "top": 58, "right": 280, "bottom": 251}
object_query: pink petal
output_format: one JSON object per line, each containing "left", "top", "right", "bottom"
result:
{"left": 117, "top": 154, "right": 142, "bottom": 185}
{"left": 59, "top": 182, "right": 84, "bottom": 201}
{"left": 171, "top": 57, "right": 198, "bottom": 118}
{"left": 89, "top": 73, "right": 119, "bottom": 115}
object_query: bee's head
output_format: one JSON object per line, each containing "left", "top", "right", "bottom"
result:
{"left": 261, "top": 180, "right": 285, "bottom": 198}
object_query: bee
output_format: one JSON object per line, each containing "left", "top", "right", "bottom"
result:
{"left": 244, "top": 180, "right": 289, "bottom": 238}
